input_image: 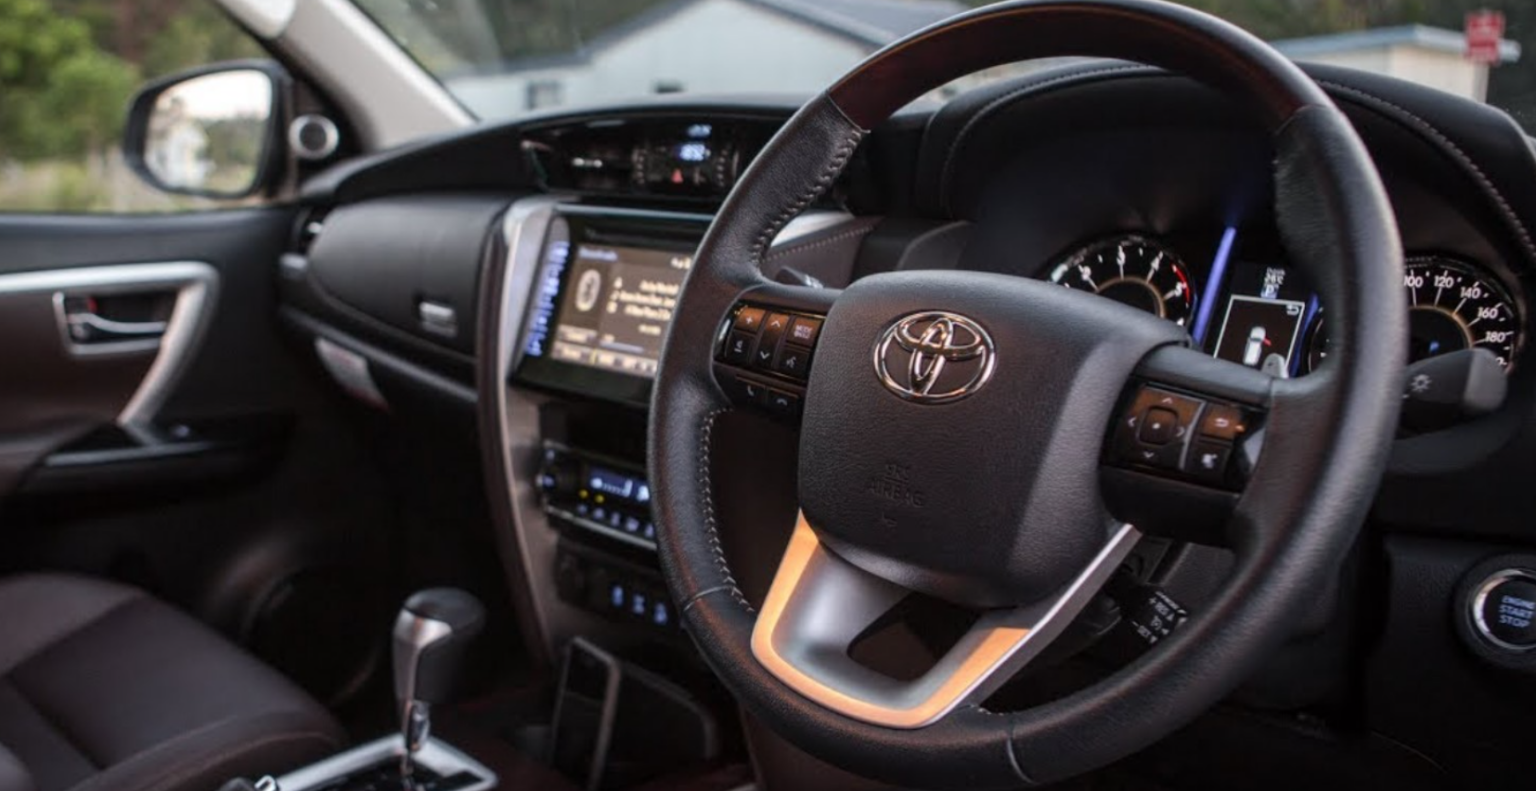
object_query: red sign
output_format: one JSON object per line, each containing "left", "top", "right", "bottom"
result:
{"left": 1466, "top": 10, "right": 1506, "bottom": 65}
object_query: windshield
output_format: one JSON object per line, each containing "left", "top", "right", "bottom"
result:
{"left": 355, "top": 1, "right": 1533, "bottom": 129}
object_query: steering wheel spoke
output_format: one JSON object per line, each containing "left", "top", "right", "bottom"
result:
{"left": 711, "top": 281, "right": 841, "bottom": 421}
{"left": 751, "top": 512, "right": 1141, "bottom": 729}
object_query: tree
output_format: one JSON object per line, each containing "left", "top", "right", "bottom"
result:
{"left": 0, "top": 0, "right": 139, "bottom": 161}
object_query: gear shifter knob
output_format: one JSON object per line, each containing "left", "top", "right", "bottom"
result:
{"left": 392, "top": 588, "right": 484, "bottom": 778}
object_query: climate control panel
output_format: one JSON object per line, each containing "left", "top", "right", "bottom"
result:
{"left": 536, "top": 443, "right": 656, "bottom": 550}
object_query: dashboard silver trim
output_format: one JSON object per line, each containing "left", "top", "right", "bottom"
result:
{"left": 493, "top": 195, "right": 572, "bottom": 660}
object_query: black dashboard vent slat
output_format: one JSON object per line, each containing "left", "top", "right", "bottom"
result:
{"left": 291, "top": 206, "right": 333, "bottom": 255}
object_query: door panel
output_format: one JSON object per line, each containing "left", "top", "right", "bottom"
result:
{"left": 0, "top": 261, "right": 216, "bottom": 434}
{"left": 0, "top": 208, "right": 400, "bottom": 709}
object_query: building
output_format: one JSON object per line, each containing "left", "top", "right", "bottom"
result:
{"left": 444, "top": 0, "right": 967, "bottom": 118}
{"left": 1273, "top": 24, "right": 1521, "bottom": 102}
{"left": 435, "top": 2, "right": 1522, "bottom": 119}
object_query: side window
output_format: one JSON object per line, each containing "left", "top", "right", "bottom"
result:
{"left": 0, "top": 0, "right": 264, "bottom": 213}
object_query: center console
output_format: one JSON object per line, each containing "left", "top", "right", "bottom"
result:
{"left": 479, "top": 138, "right": 854, "bottom": 785}
{"left": 492, "top": 197, "right": 848, "bottom": 660}
{"left": 508, "top": 204, "right": 708, "bottom": 645}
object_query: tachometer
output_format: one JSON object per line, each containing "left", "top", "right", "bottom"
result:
{"left": 1307, "top": 256, "right": 1524, "bottom": 372}
{"left": 1048, "top": 236, "right": 1197, "bottom": 327}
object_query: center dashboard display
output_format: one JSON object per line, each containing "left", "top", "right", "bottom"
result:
{"left": 516, "top": 209, "right": 707, "bottom": 404}
{"left": 547, "top": 241, "right": 688, "bottom": 377}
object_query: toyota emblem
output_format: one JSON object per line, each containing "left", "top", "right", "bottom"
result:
{"left": 873, "top": 312, "right": 996, "bottom": 403}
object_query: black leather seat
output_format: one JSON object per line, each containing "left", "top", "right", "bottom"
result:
{"left": 0, "top": 574, "right": 345, "bottom": 791}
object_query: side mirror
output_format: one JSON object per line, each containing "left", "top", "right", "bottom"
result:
{"left": 123, "top": 61, "right": 287, "bottom": 199}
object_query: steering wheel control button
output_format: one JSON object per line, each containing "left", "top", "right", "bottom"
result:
{"left": 1198, "top": 404, "right": 1247, "bottom": 441}
{"left": 788, "top": 315, "right": 822, "bottom": 346}
{"left": 721, "top": 373, "right": 769, "bottom": 407}
{"left": 751, "top": 314, "right": 788, "bottom": 371}
{"left": 733, "top": 305, "right": 766, "bottom": 333}
{"left": 775, "top": 345, "right": 813, "bottom": 379}
{"left": 1185, "top": 439, "right": 1232, "bottom": 483}
{"left": 1135, "top": 387, "right": 1204, "bottom": 427}
{"left": 1113, "top": 386, "right": 1206, "bottom": 473}
{"left": 758, "top": 312, "right": 791, "bottom": 355}
{"left": 1473, "top": 570, "right": 1536, "bottom": 651}
{"left": 765, "top": 389, "right": 801, "bottom": 417}
{"left": 713, "top": 304, "right": 827, "bottom": 419}
{"left": 1137, "top": 407, "right": 1179, "bottom": 445}
{"left": 1106, "top": 571, "right": 1190, "bottom": 650}
{"left": 721, "top": 331, "right": 754, "bottom": 365}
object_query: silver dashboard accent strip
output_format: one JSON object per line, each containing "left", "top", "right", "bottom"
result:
{"left": 274, "top": 735, "right": 494, "bottom": 791}
{"left": 494, "top": 196, "right": 571, "bottom": 659}
{"left": 0, "top": 261, "right": 219, "bottom": 427}
{"left": 752, "top": 514, "right": 1141, "bottom": 729}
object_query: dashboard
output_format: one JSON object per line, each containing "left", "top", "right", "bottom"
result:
{"left": 278, "top": 59, "right": 1536, "bottom": 788}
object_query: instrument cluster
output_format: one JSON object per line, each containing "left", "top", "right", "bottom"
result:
{"left": 1044, "top": 232, "right": 1527, "bottom": 377}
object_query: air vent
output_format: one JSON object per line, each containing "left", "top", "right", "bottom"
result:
{"left": 292, "top": 206, "right": 332, "bottom": 254}
{"left": 281, "top": 206, "right": 332, "bottom": 281}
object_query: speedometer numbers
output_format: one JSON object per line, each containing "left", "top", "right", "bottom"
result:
{"left": 1404, "top": 259, "right": 1522, "bottom": 370}
{"left": 1308, "top": 257, "right": 1524, "bottom": 372}
{"left": 1048, "top": 236, "right": 1197, "bottom": 327}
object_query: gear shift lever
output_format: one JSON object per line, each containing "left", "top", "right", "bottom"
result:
{"left": 392, "top": 588, "right": 485, "bottom": 781}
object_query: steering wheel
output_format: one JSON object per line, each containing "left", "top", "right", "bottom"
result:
{"left": 649, "top": 0, "right": 1406, "bottom": 786}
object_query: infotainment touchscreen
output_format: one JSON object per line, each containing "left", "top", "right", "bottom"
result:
{"left": 517, "top": 209, "right": 708, "bottom": 404}
{"left": 552, "top": 242, "right": 689, "bottom": 377}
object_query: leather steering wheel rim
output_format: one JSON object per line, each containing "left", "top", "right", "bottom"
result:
{"left": 649, "top": 0, "right": 1406, "bottom": 787}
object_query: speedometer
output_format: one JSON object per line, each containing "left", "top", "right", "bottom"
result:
{"left": 1307, "top": 256, "right": 1524, "bottom": 372}
{"left": 1404, "top": 257, "right": 1523, "bottom": 369}
{"left": 1048, "top": 236, "right": 1197, "bottom": 327}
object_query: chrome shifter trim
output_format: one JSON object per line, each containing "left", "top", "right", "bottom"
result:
{"left": 274, "top": 736, "right": 495, "bottom": 791}
{"left": 392, "top": 611, "right": 453, "bottom": 773}
{"left": 392, "top": 612, "right": 453, "bottom": 708}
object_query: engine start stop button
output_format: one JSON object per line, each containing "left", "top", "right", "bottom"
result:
{"left": 1473, "top": 569, "right": 1536, "bottom": 651}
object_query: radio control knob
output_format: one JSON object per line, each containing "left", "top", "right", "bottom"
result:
{"left": 537, "top": 452, "right": 581, "bottom": 499}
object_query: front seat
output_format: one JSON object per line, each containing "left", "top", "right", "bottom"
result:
{"left": 0, "top": 574, "right": 344, "bottom": 791}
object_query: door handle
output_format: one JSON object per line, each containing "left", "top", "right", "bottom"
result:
{"left": 55, "top": 294, "right": 169, "bottom": 350}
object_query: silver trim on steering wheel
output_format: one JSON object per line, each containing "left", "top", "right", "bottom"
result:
{"left": 751, "top": 513, "right": 1141, "bottom": 728}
